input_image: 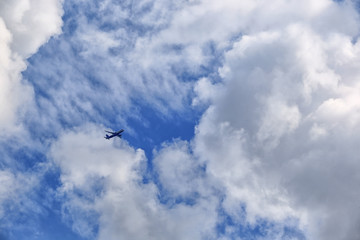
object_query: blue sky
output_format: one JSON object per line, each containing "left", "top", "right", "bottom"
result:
{"left": 1, "top": 0, "right": 360, "bottom": 239}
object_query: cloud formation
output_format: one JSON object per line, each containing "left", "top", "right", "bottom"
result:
{"left": 23, "top": 0, "right": 202, "bottom": 135}
{"left": 191, "top": 1, "right": 360, "bottom": 239}
{"left": 50, "top": 125, "right": 218, "bottom": 240}
{"left": 49, "top": 0, "right": 360, "bottom": 239}
{"left": 0, "top": 0, "right": 63, "bottom": 238}
{"left": 0, "top": 0, "right": 63, "bottom": 132}
{"left": 3, "top": 0, "right": 360, "bottom": 239}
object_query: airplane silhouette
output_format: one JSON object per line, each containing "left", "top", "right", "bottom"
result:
{"left": 104, "top": 129, "right": 124, "bottom": 139}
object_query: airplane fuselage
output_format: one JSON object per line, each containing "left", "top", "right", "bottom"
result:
{"left": 104, "top": 129, "right": 124, "bottom": 139}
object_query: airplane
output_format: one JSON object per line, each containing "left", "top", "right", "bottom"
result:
{"left": 104, "top": 129, "right": 124, "bottom": 139}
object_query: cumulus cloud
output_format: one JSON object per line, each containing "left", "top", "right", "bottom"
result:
{"left": 0, "top": 18, "right": 30, "bottom": 132}
{"left": 0, "top": 0, "right": 63, "bottom": 57}
{"left": 0, "top": 0, "right": 63, "bottom": 132}
{"left": 189, "top": 1, "right": 360, "bottom": 239}
{"left": 50, "top": 125, "right": 218, "bottom": 240}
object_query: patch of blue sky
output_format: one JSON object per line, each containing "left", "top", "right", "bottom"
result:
{"left": 23, "top": 43, "right": 106, "bottom": 135}
{"left": 0, "top": 142, "right": 45, "bottom": 170}
{"left": 1, "top": 116, "right": 91, "bottom": 239}
{"left": 0, "top": 232, "right": 7, "bottom": 240}
{"left": 0, "top": 152, "right": 85, "bottom": 240}
{"left": 333, "top": 0, "right": 360, "bottom": 13}
{"left": 353, "top": 0, "right": 360, "bottom": 19}
{"left": 125, "top": 106, "right": 198, "bottom": 158}
{"left": 216, "top": 206, "right": 306, "bottom": 240}
{"left": 63, "top": 0, "right": 174, "bottom": 37}
{"left": 0, "top": 193, "right": 67, "bottom": 240}
{"left": 37, "top": 169, "right": 99, "bottom": 240}
{"left": 1, "top": 200, "right": 87, "bottom": 240}
{"left": 34, "top": 210, "right": 88, "bottom": 240}
{"left": 59, "top": 195, "right": 100, "bottom": 240}
{"left": 157, "top": 190, "right": 201, "bottom": 208}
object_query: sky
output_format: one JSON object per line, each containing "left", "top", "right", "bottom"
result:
{"left": 1, "top": 0, "right": 360, "bottom": 239}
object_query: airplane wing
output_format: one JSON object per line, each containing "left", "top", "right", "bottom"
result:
{"left": 117, "top": 135, "right": 122, "bottom": 138}
{"left": 105, "top": 130, "right": 115, "bottom": 134}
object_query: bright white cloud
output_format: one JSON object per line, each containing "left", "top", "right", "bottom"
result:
{"left": 0, "top": 0, "right": 64, "bottom": 57}
{"left": 189, "top": 1, "right": 360, "bottom": 239}
{"left": 50, "top": 125, "right": 219, "bottom": 240}
{"left": 0, "top": 18, "right": 30, "bottom": 132}
{"left": 152, "top": 139, "right": 212, "bottom": 198}
{"left": 0, "top": 0, "right": 63, "bottom": 132}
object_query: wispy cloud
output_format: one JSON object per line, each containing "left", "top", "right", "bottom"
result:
{"left": 23, "top": 0, "right": 205, "bottom": 136}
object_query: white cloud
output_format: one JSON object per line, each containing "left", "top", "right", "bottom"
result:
{"left": 192, "top": 77, "right": 221, "bottom": 106}
{"left": 50, "top": 125, "right": 219, "bottom": 240}
{"left": 189, "top": 1, "right": 360, "bottom": 239}
{"left": 0, "top": 0, "right": 64, "bottom": 58}
{"left": 152, "top": 139, "right": 211, "bottom": 198}
{"left": 0, "top": 0, "right": 63, "bottom": 132}
{"left": 0, "top": 18, "right": 30, "bottom": 132}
